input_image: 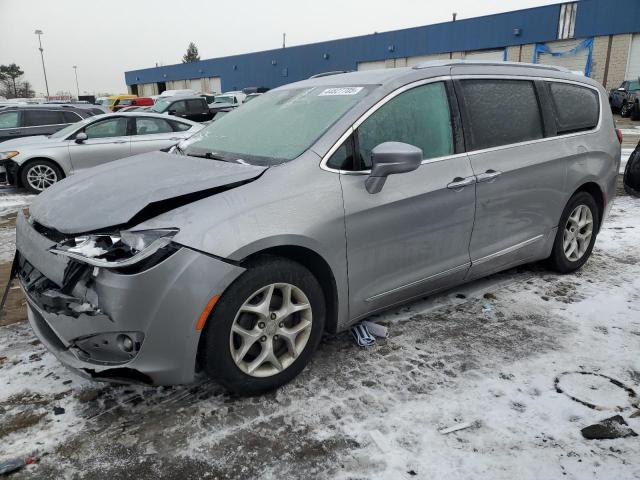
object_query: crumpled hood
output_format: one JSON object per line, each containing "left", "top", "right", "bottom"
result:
{"left": 1, "top": 135, "right": 52, "bottom": 149}
{"left": 29, "top": 151, "right": 266, "bottom": 234}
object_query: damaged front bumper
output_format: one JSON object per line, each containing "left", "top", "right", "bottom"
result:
{"left": 15, "top": 211, "right": 245, "bottom": 385}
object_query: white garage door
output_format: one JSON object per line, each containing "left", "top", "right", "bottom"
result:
{"left": 537, "top": 39, "right": 588, "bottom": 75}
{"left": 357, "top": 60, "right": 387, "bottom": 71}
{"left": 463, "top": 49, "right": 505, "bottom": 61}
{"left": 626, "top": 34, "right": 640, "bottom": 81}
{"left": 140, "top": 83, "right": 155, "bottom": 97}
{"left": 406, "top": 53, "right": 450, "bottom": 67}
{"left": 203, "top": 77, "right": 222, "bottom": 94}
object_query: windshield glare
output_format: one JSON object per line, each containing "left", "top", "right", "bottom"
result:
{"left": 630, "top": 80, "right": 640, "bottom": 91}
{"left": 49, "top": 116, "right": 95, "bottom": 139}
{"left": 180, "top": 85, "right": 372, "bottom": 165}
{"left": 152, "top": 99, "right": 171, "bottom": 113}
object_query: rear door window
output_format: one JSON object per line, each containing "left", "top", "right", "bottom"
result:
{"left": 135, "top": 117, "right": 173, "bottom": 135}
{"left": 547, "top": 82, "right": 600, "bottom": 134}
{"left": 170, "top": 120, "right": 193, "bottom": 132}
{"left": 355, "top": 81, "right": 454, "bottom": 169}
{"left": 187, "top": 99, "right": 205, "bottom": 114}
{"left": 23, "top": 110, "right": 65, "bottom": 127}
{"left": 0, "top": 111, "right": 20, "bottom": 128}
{"left": 84, "top": 117, "right": 128, "bottom": 139}
{"left": 458, "top": 79, "right": 544, "bottom": 150}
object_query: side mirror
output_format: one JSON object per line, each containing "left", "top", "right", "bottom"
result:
{"left": 75, "top": 132, "right": 88, "bottom": 144}
{"left": 168, "top": 109, "right": 177, "bottom": 115}
{"left": 365, "top": 142, "right": 422, "bottom": 194}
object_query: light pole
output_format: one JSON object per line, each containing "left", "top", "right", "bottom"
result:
{"left": 72, "top": 65, "right": 80, "bottom": 99}
{"left": 34, "top": 29, "right": 50, "bottom": 99}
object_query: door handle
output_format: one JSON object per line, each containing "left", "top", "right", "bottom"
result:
{"left": 476, "top": 170, "right": 502, "bottom": 183}
{"left": 447, "top": 176, "right": 476, "bottom": 189}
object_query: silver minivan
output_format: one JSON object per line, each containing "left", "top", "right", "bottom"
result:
{"left": 13, "top": 61, "right": 620, "bottom": 395}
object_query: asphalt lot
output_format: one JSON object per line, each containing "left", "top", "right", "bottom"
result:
{"left": 0, "top": 121, "right": 639, "bottom": 479}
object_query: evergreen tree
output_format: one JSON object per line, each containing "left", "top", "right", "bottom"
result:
{"left": 182, "top": 42, "right": 201, "bottom": 63}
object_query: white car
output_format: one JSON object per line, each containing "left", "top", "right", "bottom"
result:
{"left": 0, "top": 112, "right": 203, "bottom": 192}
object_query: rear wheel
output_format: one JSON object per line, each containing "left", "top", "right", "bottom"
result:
{"left": 200, "top": 256, "right": 325, "bottom": 395}
{"left": 547, "top": 192, "right": 600, "bottom": 273}
{"left": 632, "top": 102, "right": 640, "bottom": 121}
{"left": 20, "top": 160, "right": 63, "bottom": 193}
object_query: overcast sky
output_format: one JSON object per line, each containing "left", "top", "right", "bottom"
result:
{"left": 0, "top": 0, "right": 561, "bottom": 96}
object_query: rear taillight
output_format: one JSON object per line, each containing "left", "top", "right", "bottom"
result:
{"left": 616, "top": 129, "right": 623, "bottom": 144}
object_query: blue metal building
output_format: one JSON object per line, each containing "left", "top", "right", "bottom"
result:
{"left": 125, "top": 0, "right": 640, "bottom": 96}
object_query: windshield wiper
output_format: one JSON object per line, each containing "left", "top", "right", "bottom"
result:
{"left": 186, "top": 151, "right": 237, "bottom": 163}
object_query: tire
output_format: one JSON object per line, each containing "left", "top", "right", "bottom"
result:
{"left": 200, "top": 256, "right": 325, "bottom": 395}
{"left": 547, "top": 192, "right": 600, "bottom": 273}
{"left": 20, "top": 159, "right": 63, "bottom": 193}
{"left": 621, "top": 102, "right": 632, "bottom": 118}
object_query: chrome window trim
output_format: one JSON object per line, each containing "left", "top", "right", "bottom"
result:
{"left": 319, "top": 74, "right": 603, "bottom": 175}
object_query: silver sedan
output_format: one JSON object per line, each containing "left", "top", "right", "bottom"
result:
{"left": 0, "top": 112, "right": 203, "bottom": 192}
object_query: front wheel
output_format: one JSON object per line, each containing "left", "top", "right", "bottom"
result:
{"left": 200, "top": 256, "right": 325, "bottom": 395}
{"left": 547, "top": 192, "right": 600, "bottom": 273}
{"left": 621, "top": 102, "right": 633, "bottom": 118}
{"left": 20, "top": 160, "right": 63, "bottom": 193}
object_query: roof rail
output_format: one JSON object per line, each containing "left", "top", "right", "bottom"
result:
{"left": 309, "top": 70, "right": 353, "bottom": 79}
{"left": 412, "top": 59, "right": 571, "bottom": 73}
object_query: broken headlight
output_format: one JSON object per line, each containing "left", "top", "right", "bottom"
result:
{"left": 50, "top": 228, "right": 179, "bottom": 268}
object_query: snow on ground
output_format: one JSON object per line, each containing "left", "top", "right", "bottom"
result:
{"left": 621, "top": 148, "right": 635, "bottom": 174}
{"left": 0, "top": 188, "right": 639, "bottom": 479}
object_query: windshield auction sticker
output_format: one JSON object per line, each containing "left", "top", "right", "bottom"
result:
{"left": 319, "top": 87, "right": 364, "bottom": 96}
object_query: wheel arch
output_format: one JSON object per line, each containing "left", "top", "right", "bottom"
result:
{"left": 239, "top": 245, "right": 340, "bottom": 335}
{"left": 572, "top": 182, "right": 605, "bottom": 230}
{"left": 17, "top": 157, "right": 66, "bottom": 188}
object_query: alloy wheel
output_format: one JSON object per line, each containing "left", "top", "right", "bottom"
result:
{"left": 229, "top": 283, "right": 313, "bottom": 378}
{"left": 563, "top": 204, "right": 593, "bottom": 262}
{"left": 26, "top": 164, "right": 58, "bottom": 191}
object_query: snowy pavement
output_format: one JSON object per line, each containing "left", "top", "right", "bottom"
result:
{"left": 0, "top": 185, "right": 639, "bottom": 479}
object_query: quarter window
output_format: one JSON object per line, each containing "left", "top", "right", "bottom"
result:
{"left": 548, "top": 82, "right": 599, "bottom": 134}
{"left": 135, "top": 117, "right": 173, "bottom": 135}
{"left": 84, "top": 117, "right": 128, "bottom": 139}
{"left": 170, "top": 120, "right": 192, "bottom": 132}
{"left": 355, "top": 82, "right": 453, "bottom": 169}
{"left": 23, "top": 110, "right": 65, "bottom": 127}
{"left": 0, "top": 111, "right": 19, "bottom": 128}
{"left": 459, "top": 80, "right": 544, "bottom": 150}
{"left": 62, "top": 111, "right": 82, "bottom": 123}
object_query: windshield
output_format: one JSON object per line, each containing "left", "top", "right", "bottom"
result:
{"left": 152, "top": 99, "right": 171, "bottom": 113}
{"left": 630, "top": 80, "right": 640, "bottom": 91}
{"left": 214, "top": 95, "right": 235, "bottom": 104}
{"left": 180, "top": 85, "right": 372, "bottom": 165}
{"left": 49, "top": 116, "right": 94, "bottom": 139}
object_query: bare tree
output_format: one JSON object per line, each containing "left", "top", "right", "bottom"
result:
{"left": 0, "top": 63, "right": 25, "bottom": 97}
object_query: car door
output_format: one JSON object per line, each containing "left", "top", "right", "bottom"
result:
{"left": 0, "top": 110, "right": 22, "bottom": 142}
{"left": 22, "top": 109, "right": 68, "bottom": 137}
{"left": 454, "top": 77, "right": 565, "bottom": 279}
{"left": 337, "top": 80, "right": 476, "bottom": 320}
{"left": 186, "top": 99, "right": 211, "bottom": 122}
{"left": 129, "top": 116, "right": 183, "bottom": 156}
{"left": 68, "top": 116, "right": 131, "bottom": 172}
